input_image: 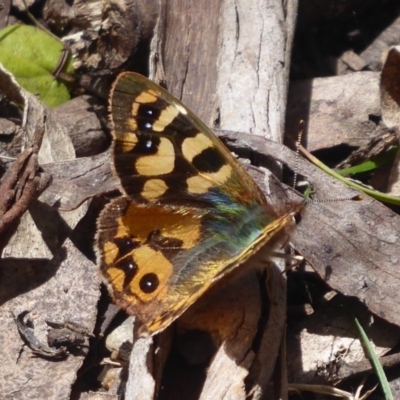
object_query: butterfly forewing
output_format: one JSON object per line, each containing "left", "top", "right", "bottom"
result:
{"left": 110, "top": 72, "right": 266, "bottom": 207}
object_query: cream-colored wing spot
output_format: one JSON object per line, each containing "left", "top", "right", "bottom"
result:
{"left": 152, "top": 105, "right": 180, "bottom": 132}
{"left": 142, "top": 179, "right": 168, "bottom": 200}
{"left": 186, "top": 164, "right": 232, "bottom": 194}
{"left": 115, "top": 216, "right": 132, "bottom": 240}
{"left": 125, "top": 118, "right": 137, "bottom": 131}
{"left": 182, "top": 133, "right": 214, "bottom": 162}
{"left": 135, "top": 89, "right": 159, "bottom": 104}
{"left": 174, "top": 102, "right": 187, "bottom": 115}
{"left": 130, "top": 102, "right": 140, "bottom": 117}
{"left": 135, "top": 137, "right": 175, "bottom": 176}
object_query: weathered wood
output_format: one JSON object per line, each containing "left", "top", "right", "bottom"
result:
{"left": 286, "top": 72, "right": 381, "bottom": 151}
{"left": 54, "top": 95, "right": 107, "bottom": 157}
{"left": 126, "top": 0, "right": 299, "bottom": 399}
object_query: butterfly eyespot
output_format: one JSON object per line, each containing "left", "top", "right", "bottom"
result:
{"left": 116, "top": 258, "right": 138, "bottom": 275}
{"left": 139, "top": 273, "right": 160, "bottom": 293}
{"left": 144, "top": 122, "right": 152, "bottom": 130}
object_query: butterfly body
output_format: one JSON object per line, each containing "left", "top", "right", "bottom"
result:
{"left": 96, "top": 72, "right": 302, "bottom": 335}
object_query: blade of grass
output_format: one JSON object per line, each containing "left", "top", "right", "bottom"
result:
{"left": 354, "top": 318, "right": 393, "bottom": 400}
{"left": 337, "top": 147, "right": 398, "bottom": 177}
{"left": 299, "top": 145, "right": 400, "bottom": 206}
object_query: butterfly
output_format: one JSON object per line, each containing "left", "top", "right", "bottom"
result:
{"left": 96, "top": 72, "right": 303, "bottom": 336}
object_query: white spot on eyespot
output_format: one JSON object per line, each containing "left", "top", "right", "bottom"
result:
{"left": 146, "top": 140, "right": 152, "bottom": 149}
{"left": 145, "top": 122, "right": 152, "bottom": 130}
{"left": 174, "top": 103, "right": 187, "bottom": 115}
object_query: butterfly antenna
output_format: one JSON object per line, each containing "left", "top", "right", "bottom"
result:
{"left": 292, "top": 120, "right": 304, "bottom": 190}
{"left": 314, "top": 195, "right": 363, "bottom": 203}
{"left": 297, "top": 144, "right": 363, "bottom": 203}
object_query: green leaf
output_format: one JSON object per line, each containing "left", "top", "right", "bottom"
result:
{"left": 337, "top": 146, "right": 399, "bottom": 177}
{"left": 0, "top": 24, "right": 74, "bottom": 107}
{"left": 301, "top": 148, "right": 400, "bottom": 206}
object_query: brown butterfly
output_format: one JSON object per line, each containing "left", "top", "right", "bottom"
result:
{"left": 96, "top": 72, "right": 303, "bottom": 335}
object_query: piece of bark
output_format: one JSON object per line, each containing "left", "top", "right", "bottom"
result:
{"left": 42, "top": 0, "right": 72, "bottom": 34}
{"left": 105, "top": 317, "right": 134, "bottom": 363}
{"left": 286, "top": 72, "right": 381, "bottom": 152}
{"left": 0, "top": 66, "right": 84, "bottom": 260}
{"left": 0, "top": 64, "right": 76, "bottom": 164}
{"left": 54, "top": 95, "right": 108, "bottom": 157}
{"left": 172, "top": 271, "right": 261, "bottom": 400}
{"left": 126, "top": 334, "right": 156, "bottom": 399}
{"left": 379, "top": 46, "right": 400, "bottom": 197}
{"left": 287, "top": 294, "right": 400, "bottom": 384}
{"left": 341, "top": 50, "right": 367, "bottom": 72}
{"left": 0, "top": 114, "right": 25, "bottom": 159}
{"left": 0, "top": 65, "right": 100, "bottom": 399}
{"left": 0, "top": 110, "right": 53, "bottom": 237}
{"left": 0, "top": 117, "right": 18, "bottom": 137}
{"left": 153, "top": 1, "right": 294, "bottom": 138}
{"left": 61, "top": 0, "right": 159, "bottom": 71}
{"left": 335, "top": 130, "right": 399, "bottom": 171}
{"left": 381, "top": 46, "right": 400, "bottom": 129}
{"left": 38, "top": 152, "right": 115, "bottom": 210}
{"left": 0, "top": 0, "right": 10, "bottom": 30}
{"left": 124, "top": 1, "right": 298, "bottom": 399}
{"left": 0, "top": 239, "right": 100, "bottom": 399}
{"left": 360, "top": 14, "right": 400, "bottom": 72}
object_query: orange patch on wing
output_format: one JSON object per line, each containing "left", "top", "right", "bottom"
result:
{"left": 103, "top": 241, "right": 119, "bottom": 266}
{"left": 129, "top": 245, "right": 173, "bottom": 301}
{"left": 131, "top": 102, "right": 140, "bottom": 117}
{"left": 122, "top": 203, "right": 203, "bottom": 249}
{"left": 106, "top": 266, "right": 126, "bottom": 293}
